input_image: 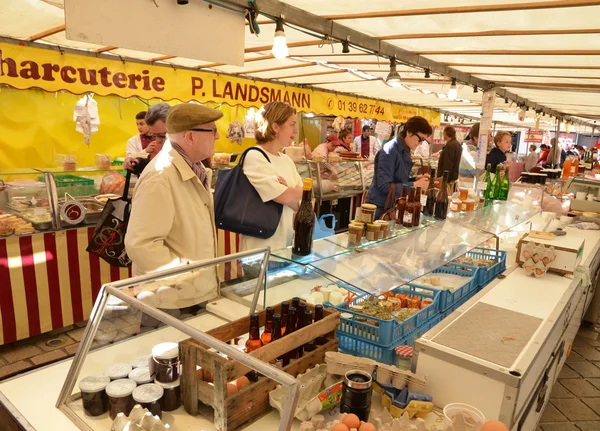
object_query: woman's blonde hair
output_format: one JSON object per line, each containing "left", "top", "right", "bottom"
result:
{"left": 494, "top": 131, "right": 512, "bottom": 146}
{"left": 255, "top": 102, "right": 297, "bottom": 144}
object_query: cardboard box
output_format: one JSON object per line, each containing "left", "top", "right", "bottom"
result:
{"left": 516, "top": 233, "right": 584, "bottom": 275}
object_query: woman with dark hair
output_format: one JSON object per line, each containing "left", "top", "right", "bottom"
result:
{"left": 366, "top": 116, "right": 433, "bottom": 219}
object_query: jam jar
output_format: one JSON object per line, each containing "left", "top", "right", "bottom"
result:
{"left": 129, "top": 354, "right": 151, "bottom": 369}
{"left": 132, "top": 384, "right": 164, "bottom": 418}
{"left": 79, "top": 376, "right": 110, "bottom": 416}
{"left": 156, "top": 378, "right": 181, "bottom": 412}
{"left": 106, "top": 379, "right": 137, "bottom": 420}
{"left": 104, "top": 363, "right": 132, "bottom": 381}
{"left": 129, "top": 366, "right": 153, "bottom": 385}
{"left": 151, "top": 342, "right": 180, "bottom": 383}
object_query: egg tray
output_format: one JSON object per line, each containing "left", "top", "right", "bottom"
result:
{"left": 337, "top": 315, "right": 441, "bottom": 366}
{"left": 410, "top": 266, "right": 477, "bottom": 312}
{"left": 179, "top": 299, "right": 340, "bottom": 431}
{"left": 325, "top": 284, "right": 440, "bottom": 348}
{"left": 445, "top": 247, "right": 507, "bottom": 288}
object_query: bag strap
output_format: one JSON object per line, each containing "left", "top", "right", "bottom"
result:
{"left": 238, "top": 146, "right": 272, "bottom": 167}
{"left": 383, "top": 183, "right": 396, "bottom": 213}
{"left": 122, "top": 170, "right": 132, "bottom": 201}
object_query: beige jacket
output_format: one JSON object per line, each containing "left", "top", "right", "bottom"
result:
{"left": 125, "top": 143, "right": 218, "bottom": 308}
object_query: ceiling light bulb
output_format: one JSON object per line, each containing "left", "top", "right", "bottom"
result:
{"left": 386, "top": 58, "right": 401, "bottom": 85}
{"left": 272, "top": 21, "right": 288, "bottom": 59}
{"left": 448, "top": 78, "right": 457, "bottom": 100}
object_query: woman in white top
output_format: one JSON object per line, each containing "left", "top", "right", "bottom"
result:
{"left": 241, "top": 102, "right": 304, "bottom": 252}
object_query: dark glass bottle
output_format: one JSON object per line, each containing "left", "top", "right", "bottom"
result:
{"left": 245, "top": 313, "right": 263, "bottom": 353}
{"left": 395, "top": 185, "right": 408, "bottom": 223}
{"left": 271, "top": 314, "right": 283, "bottom": 368}
{"left": 292, "top": 178, "right": 315, "bottom": 256}
{"left": 283, "top": 308, "right": 297, "bottom": 366}
{"left": 403, "top": 187, "right": 416, "bottom": 227}
{"left": 413, "top": 186, "right": 422, "bottom": 226}
{"left": 260, "top": 307, "right": 274, "bottom": 345}
{"left": 295, "top": 304, "right": 307, "bottom": 358}
{"left": 434, "top": 171, "right": 449, "bottom": 220}
{"left": 303, "top": 310, "right": 317, "bottom": 353}
{"left": 280, "top": 301, "right": 290, "bottom": 335}
{"left": 314, "top": 304, "right": 328, "bottom": 345}
{"left": 422, "top": 168, "right": 437, "bottom": 217}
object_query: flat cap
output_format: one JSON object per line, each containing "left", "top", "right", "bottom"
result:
{"left": 166, "top": 103, "right": 223, "bottom": 133}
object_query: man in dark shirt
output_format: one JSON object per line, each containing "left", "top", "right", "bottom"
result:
{"left": 436, "top": 126, "right": 462, "bottom": 183}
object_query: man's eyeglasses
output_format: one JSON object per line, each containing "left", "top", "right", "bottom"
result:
{"left": 151, "top": 133, "right": 167, "bottom": 140}
{"left": 190, "top": 126, "right": 218, "bottom": 134}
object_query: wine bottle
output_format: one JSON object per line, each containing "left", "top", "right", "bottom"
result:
{"left": 413, "top": 186, "right": 422, "bottom": 227}
{"left": 434, "top": 171, "right": 449, "bottom": 220}
{"left": 245, "top": 313, "right": 263, "bottom": 353}
{"left": 422, "top": 168, "right": 437, "bottom": 217}
{"left": 260, "top": 306, "right": 274, "bottom": 345}
{"left": 280, "top": 301, "right": 290, "bottom": 335}
{"left": 314, "top": 304, "right": 328, "bottom": 345}
{"left": 482, "top": 164, "right": 492, "bottom": 199}
{"left": 283, "top": 308, "right": 297, "bottom": 365}
{"left": 498, "top": 166, "right": 510, "bottom": 201}
{"left": 486, "top": 166, "right": 500, "bottom": 205}
{"left": 395, "top": 185, "right": 408, "bottom": 223}
{"left": 271, "top": 314, "right": 283, "bottom": 368}
{"left": 303, "top": 310, "right": 317, "bottom": 353}
{"left": 295, "top": 304, "right": 307, "bottom": 358}
{"left": 403, "top": 187, "right": 416, "bottom": 227}
{"left": 292, "top": 178, "right": 315, "bottom": 256}
{"left": 492, "top": 166, "right": 503, "bottom": 200}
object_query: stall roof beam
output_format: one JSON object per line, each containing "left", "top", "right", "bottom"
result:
{"left": 379, "top": 28, "right": 600, "bottom": 40}
{"left": 321, "top": 0, "right": 600, "bottom": 20}
{"left": 220, "top": 0, "right": 593, "bottom": 126}
{"left": 27, "top": 25, "right": 66, "bottom": 41}
{"left": 446, "top": 63, "right": 600, "bottom": 70}
{"left": 416, "top": 50, "right": 600, "bottom": 55}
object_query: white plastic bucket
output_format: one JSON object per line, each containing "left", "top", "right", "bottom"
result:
{"left": 443, "top": 402, "right": 486, "bottom": 430}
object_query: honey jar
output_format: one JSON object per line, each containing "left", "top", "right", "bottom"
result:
{"left": 151, "top": 342, "right": 180, "bottom": 384}
{"left": 365, "top": 223, "right": 381, "bottom": 241}
{"left": 104, "top": 363, "right": 133, "bottom": 381}
{"left": 132, "top": 383, "right": 164, "bottom": 418}
{"left": 156, "top": 378, "right": 181, "bottom": 412}
{"left": 106, "top": 379, "right": 137, "bottom": 420}
{"left": 360, "top": 204, "right": 377, "bottom": 223}
{"left": 348, "top": 223, "right": 364, "bottom": 244}
{"left": 79, "top": 376, "right": 110, "bottom": 417}
{"left": 129, "top": 366, "right": 153, "bottom": 385}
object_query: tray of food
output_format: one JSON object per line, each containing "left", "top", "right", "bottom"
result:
{"left": 94, "top": 194, "right": 120, "bottom": 204}
{"left": 0, "top": 213, "right": 36, "bottom": 236}
{"left": 21, "top": 208, "right": 53, "bottom": 231}
{"left": 58, "top": 198, "right": 105, "bottom": 226}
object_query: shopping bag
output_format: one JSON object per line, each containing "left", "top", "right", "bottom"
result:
{"left": 313, "top": 214, "right": 336, "bottom": 240}
{"left": 214, "top": 147, "right": 283, "bottom": 239}
{"left": 86, "top": 171, "right": 132, "bottom": 267}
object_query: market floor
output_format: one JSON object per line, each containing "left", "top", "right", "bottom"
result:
{"left": 2, "top": 320, "right": 600, "bottom": 430}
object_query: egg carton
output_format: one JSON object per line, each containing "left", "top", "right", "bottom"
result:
{"left": 111, "top": 405, "right": 170, "bottom": 431}
{"left": 521, "top": 242, "right": 556, "bottom": 278}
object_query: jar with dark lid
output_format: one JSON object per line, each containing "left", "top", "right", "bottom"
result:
{"left": 132, "top": 383, "right": 164, "bottom": 418}
{"left": 156, "top": 378, "right": 181, "bottom": 412}
{"left": 79, "top": 376, "right": 110, "bottom": 416}
{"left": 129, "top": 366, "right": 153, "bottom": 385}
{"left": 104, "top": 363, "right": 132, "bottom": 381}
{"left": 106, "top": 379, "right": 137, "bottom": 420}
{"left": 129, "top": 354, "right": 150, "bottom": 369}
{"left": 151, "top": 342, "right": 180, "bottom": 383}
{"left": 341, "top": 370, "right": 373, "bottom": 422}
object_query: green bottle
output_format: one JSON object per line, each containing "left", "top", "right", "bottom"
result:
{"left": 498, "top": 166, "right": 510, "bottom": 200}
{"left": 482, "top": 164, "right": 492, "bottom": 199}
{"left": 492, "top": 166, "right": 504, "bottom": 200}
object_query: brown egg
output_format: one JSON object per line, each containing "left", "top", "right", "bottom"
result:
{"left": 235, "top": 376, "right": 251, "bottom": 391}
{"left": 481, "top": 420, "right": 509, "bottom": 431}
{"left": 342, "top": 413, "right": 361, "bottom": 429}
{"left": 226, "top": 382, "right": 239, "bottom": 396}
{"left": 331, "top": 424, "right": 350, "bottom": 431}
{"left": 359, "top": 423, "right": 376, "bottom": 431}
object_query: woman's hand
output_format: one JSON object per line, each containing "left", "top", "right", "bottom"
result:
{"left": 277, "top": 176, "right": 288, "bottom": 186}
{"left": 415, "top": 176, "right": 430, "bottom": 189}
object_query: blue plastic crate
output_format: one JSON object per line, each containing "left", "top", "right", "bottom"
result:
{"left": 337, "top": 315, "right": 442, "bottom": 365}
{"left": 447, "top": 247, "right": 507, "bottom": 287}
{"left": 411, "top": 266, "right": 477, "bottom": 312}
{"left": 325, "top": 284, "right": 440, "bottom": 348}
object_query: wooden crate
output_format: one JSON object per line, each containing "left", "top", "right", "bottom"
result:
{"left": 179, "top": 301, "right": 340, "bottom": 431}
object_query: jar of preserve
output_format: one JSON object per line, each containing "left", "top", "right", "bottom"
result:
{"left": 156, "top": 378, "right": 181, "bottom": 412}
{"left": 151, "top": 342, "right": 180, "bottom": 383}
{"left": 104, "top": 363, "right": 133, "bottom": 381}
{"left": 79, "top": 376, "right": 110, "bottom": 416}
{"left": 129, "top": 366, "right": 153, "bottom": 385}
{"left": 361, "top": 204, "right": 376, "bottom": 223}
{"left": 129, "top": 354, "right": 150, "bottom": 369}
{"left": 365, "top": 223, "right": 380, "bottom": 241}
{"left": 106, "top": 379, "right": 137, "bottom": 420}
{"left": 449, "top": 198, "right": 462, "bottom": 213}
{"left": 348, "top": 223, "right": 364, "bottom": 244}
{"left": 132, "top": 383, "right": 164, "bottom": 418}
{"left": 375, "top": 221, "right": 389, "bottom": 239}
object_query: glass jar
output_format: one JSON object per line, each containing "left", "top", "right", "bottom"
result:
{"left": 104, "top": 363, "right": 133, "bottom": 381}
{"left": 79, "top": 376, "right": 110, "bottom": 417}
{"left": 151, "top": 342, "right": 180, "bottom": 383}
{"left": 106, "top": 379, "right": 137, "bottom": 420}
{"left": 348, "top": 223, "right": 364, "bottom": 244}
{"left": 449, "top": 198, "right": 462, "bottom": 213}
{"left": 132, "top": 383, "right": 164, "bottom": 418}
{"left": 365, "top": 223, "right": 380, "bottom": 241}
{"left": 129, "top": 366, "right": 153, "bottom": 385}
{"left": 375, "top": 221, "right": 389, "bottom": 239}
{"left": 156, "top": 378, "right": 181, "bottom": 412}
{"left": 129, "top": 354, "right": 151, "bottom": 369}
{"left": 361, "top": 204, "right": 376, "bottom": 223}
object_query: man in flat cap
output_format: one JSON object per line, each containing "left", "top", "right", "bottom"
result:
{"left": 125, "top": 103, "right": 223, "bottom": 306}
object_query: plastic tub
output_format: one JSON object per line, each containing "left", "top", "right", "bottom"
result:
{"left": 443, "top": 402, "right": 486, "bottom": 430}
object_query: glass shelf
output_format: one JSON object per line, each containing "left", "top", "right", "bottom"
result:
{"left": 456, "top": 202, "right": 541, "bottom": 236}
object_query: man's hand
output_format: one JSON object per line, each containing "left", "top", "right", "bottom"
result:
{"left": 415, "top": 176, "right": 430, "bottom": 190}
{"left": 145, "top": 141, "right": 157, "bottom": 153}
{"left": 124, "top": 157, "right": 139, "bottom": 171}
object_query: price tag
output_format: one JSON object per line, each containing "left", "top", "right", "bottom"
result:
{"left": 61, "top": 201, "right": 86, "bottom": 225}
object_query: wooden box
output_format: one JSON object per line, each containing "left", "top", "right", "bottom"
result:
{"left": 179, "top": 302, "right": 340, "bottom": 431}
{"left": 516, "top": 233, "right": 584, "bottom": 275}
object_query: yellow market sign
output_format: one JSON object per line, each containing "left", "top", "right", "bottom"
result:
{"left": 0, "top": 41, "right": 439, "bottom": 125}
